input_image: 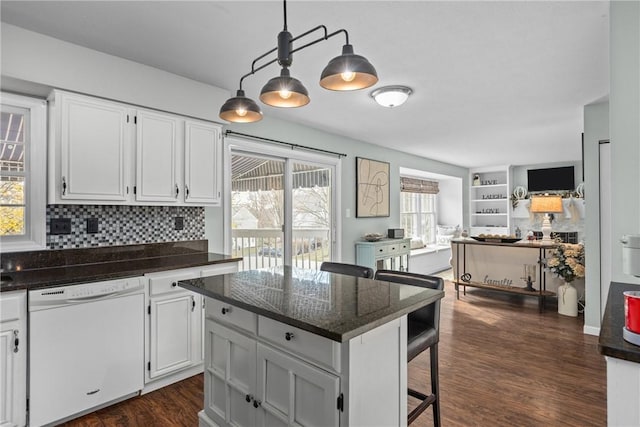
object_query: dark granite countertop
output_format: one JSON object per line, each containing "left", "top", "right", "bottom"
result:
{"left": 599, "top": 281, "right": 640, "bottom": 363}
{"left": 1, "top": 240, "right": 241, "bottom": 292}
{"left": 179, "top": 266, "right": 444, "bottom": 343}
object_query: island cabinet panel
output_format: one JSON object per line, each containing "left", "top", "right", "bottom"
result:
{"left": 204, "top": 321, "right": 257, "bottom": 427}
{"left": 256, "top": 343, "right": 340, "bottom": 427}
{"left": 199, "top": 298, "right": 408, "bottom": 427}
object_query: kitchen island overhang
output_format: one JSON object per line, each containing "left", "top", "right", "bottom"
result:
{"left": 179, "top": 266, "right": 444, "bottom": 426}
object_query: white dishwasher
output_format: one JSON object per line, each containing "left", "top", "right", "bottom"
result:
{"left": 28, "top": 277, "right": 145, "bottom": 427}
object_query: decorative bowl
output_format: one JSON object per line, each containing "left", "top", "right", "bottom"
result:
{"left": 363, "top": 233, "right": 385, "bottom": 242}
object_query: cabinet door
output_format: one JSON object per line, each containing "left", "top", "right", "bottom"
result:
{"left": 136, "top": 110, "right": 179, "bottom": 202}
{"left": 0, "top": 291, "right": 26, "bottom": 427}
{"left": 149, "top": 294, "right": 193, "bottom": 378}
{"left": 256, "top": 343, "right": 340, "bottom": 427}
{"left": 0, "top": 320, "right": 26, "bottom": 427}
{"left": 59, "top": 93, "right": 129, "bottom": 201}
{"left": 204, "top": 320, "right": 256, "bottom": 427}
{"left": 184, "top": 120, "right": 222, "bottom": 205}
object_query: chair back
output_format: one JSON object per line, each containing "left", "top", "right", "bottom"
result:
{"left": 320, "top": 262, "right": 374, "bottom": 279}
{"left": 374, "top": 270, "right": 444, "bottom": 336}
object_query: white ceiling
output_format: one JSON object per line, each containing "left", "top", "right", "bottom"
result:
{"left": 0, "top": 1, "right": 609, "bottom": 168}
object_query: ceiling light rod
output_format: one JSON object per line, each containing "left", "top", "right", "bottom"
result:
{"left": 236, "top": 26, "right": 351, "bottom": 93}
{"left": 219, "top": 0, "right": 378, "bottom": 123}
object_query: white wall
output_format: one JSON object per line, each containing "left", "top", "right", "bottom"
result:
{"left": 583, "top": 100, "right": 610, "bottom": 333}
{"left": 0, "top": 24, "right": 229, "bottom": 121}
{"left": 0, "top": 24, "right": 468, "bottom": 262}
{"left": 437, "top": 178, "right": 463, "bottom": 227}
{"left": 610, "top": 1, "right": 640, "bottom": 286}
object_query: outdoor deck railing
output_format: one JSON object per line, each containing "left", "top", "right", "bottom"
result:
{"left": 231, "top": 228, "right": 330, "bottom": 271}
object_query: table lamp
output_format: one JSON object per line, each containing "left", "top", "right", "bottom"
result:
{"left": 530, "top": 195, "right": 564, "bottom": 242}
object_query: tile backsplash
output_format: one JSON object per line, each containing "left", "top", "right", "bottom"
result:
{"left": 46, "top": 205, "right": 204, "bottom": 249}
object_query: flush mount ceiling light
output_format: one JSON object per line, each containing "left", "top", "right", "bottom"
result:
{"left": 370, "top": 86, "right": 413, "bottom": 108}
{"left": 219, "top": 0, "right": 378, "bottom": 123}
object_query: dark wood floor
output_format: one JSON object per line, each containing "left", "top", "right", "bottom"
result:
{"left": 62, "top": 277, "right": 606, "bottom": 427}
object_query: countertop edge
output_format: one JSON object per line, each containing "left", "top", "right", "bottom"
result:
{"left": 1, "top": 254, "right": 242, "bottom": 292}
{"left": 598, "top": 281, "right": 640, "bottom": 363}
{"left": 179, "top": 279, "right": 444, "bottom": 343}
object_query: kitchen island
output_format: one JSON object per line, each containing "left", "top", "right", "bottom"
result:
{"left": 179, "top": 266, "right": 444, "bottom": 427}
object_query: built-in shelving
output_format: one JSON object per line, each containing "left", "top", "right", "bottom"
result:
{"left": 469, "top": 166, "right": 511, "bottom": 236}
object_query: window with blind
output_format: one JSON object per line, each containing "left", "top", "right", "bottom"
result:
{"left": 400, "top": 177, "right": 438, "bottom": 245}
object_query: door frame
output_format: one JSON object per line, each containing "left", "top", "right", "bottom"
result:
{"left": 223, "top": 136, "right": 342, "bottom": 265}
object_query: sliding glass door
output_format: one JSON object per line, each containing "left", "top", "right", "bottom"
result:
{"left": 226, "top": 138, "right": 338, "bottom": 271}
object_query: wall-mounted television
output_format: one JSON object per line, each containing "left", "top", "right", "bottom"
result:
{"left": 527, "top": 166, "right": 575, "bottom": 192}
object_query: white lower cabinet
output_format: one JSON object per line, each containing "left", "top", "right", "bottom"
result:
{"left": 200, "top": 298, "right": 408, "bottom": 427}
{"left": 205, "top": 321, "right": 257, "bottom": 426}
{"left": 203, "top": 320, "right": 339, "bottom": 427}
{"left": 256, "top": 343, "right": 339, "bottom": 426}
{"left": 144, "top": 262, "right": 239, "bottom": 392}
{"left": 0, "top": 291, "right": 26, "bottom": 427}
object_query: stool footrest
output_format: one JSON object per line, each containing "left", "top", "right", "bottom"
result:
{"left": 408, "top": 387, "right": 436, "bottom": 425}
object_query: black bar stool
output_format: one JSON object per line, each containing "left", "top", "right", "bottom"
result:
{"left": 320, "top": 261, "right": 374, "bottom": 278}
{"left": 374, "top": 270, "right": 443, "bottom": 426}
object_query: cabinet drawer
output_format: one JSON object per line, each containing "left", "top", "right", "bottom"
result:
{"left": 258, "top": 316, "right": 341, "bottom": 373}
{"left": 375, "top": 245, "right": 389, "bottom": 256}
{"left": 147, "top": 268, "right": 200, "bottom": 297}
{"left": 206, "top": 299, "right": 257, "bottom": 335}
{"left": 0, "top": 290, "right": 25, "bottom": 322}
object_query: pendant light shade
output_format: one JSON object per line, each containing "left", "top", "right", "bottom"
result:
{"left": 260, "top": 68, "right": 310, "bottom": 108}
{"left": 219, "top": 1, "right": 378, "bottom": 122}
{"left": 320, "top": 44, "right": 378, "bottom": 91}
{"left": 219, "top": 89, "right": 263, "bottom": 123}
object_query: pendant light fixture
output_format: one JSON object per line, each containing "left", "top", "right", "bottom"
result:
{"left": 219, "top": 0, "right": 378, "bottom": 123}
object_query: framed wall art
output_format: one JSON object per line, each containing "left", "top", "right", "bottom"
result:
{"left": 356, "top": 157, "right": 390, "bottom": 218}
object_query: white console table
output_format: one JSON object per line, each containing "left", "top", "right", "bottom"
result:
{"left": 355, "top": 238, "right": 411, "bottom": 273}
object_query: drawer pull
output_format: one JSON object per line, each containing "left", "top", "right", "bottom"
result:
{"left": 86, "top": 389, "right": 100, "bottom": 395}
{"left": 221, "top": 307, "right": 232, "bottom": 315}
{"left": 171, "top": 282, "right": 177, "bottom": 287}
{"left": 245, "top": 394, "right": 253, "bottom": 403}
{"left": 285, "top": 332, "right": 295, "bottom": 341}
{"left": 253, "top": 399, "right": 262, "bottom": 408}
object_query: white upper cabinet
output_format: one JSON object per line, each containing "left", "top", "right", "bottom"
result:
{"left": 49, "top": 91, "right": 130, "bottom": 203}
{"left": 48, "top": 90, "right": 223, "bottom": 206}
{"left": 136, "top": 110, "right": 179, "bottom": 203}
{"left": 184, "top": 120, "right": 222, "bottom": 205}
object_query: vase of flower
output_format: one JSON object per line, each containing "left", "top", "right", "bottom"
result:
{"left": 558, "top": 281, "right": 578, "bottom": 317}
{"left": 546, "top": 243, "right": 585, "bottom": 317}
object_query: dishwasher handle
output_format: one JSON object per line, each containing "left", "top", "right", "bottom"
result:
{"left": 65, "top": 287, "right": 142, "bottom": 304}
